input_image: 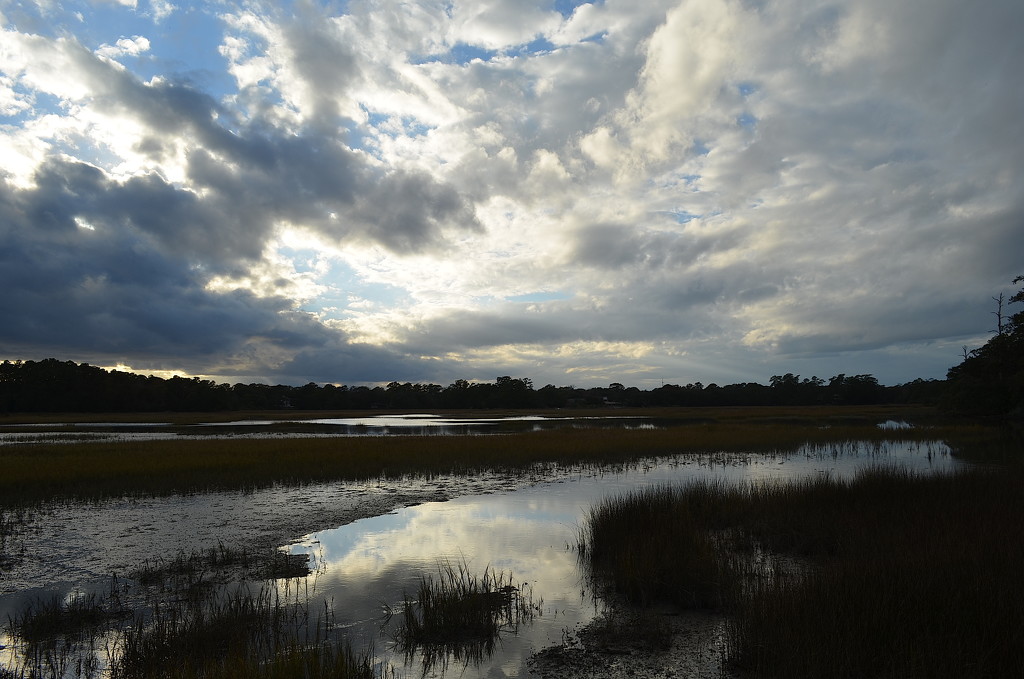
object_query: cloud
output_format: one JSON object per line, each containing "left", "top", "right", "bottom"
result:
{"left": 2, "top": 0, "right": 1022, "bottom": 387}
{"left": 0, "top": 166, "right": 325, "bottom": 364}
{"left": 96, "top": 35, "right": 151, "bottom": 59}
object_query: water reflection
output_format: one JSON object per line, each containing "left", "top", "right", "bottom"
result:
{"left": 0, "top": 414, "right": 651, "bottom": 445}
{"left": 285, "top": 440, "right": 962, "bottom": 677}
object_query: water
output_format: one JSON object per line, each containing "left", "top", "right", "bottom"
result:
{"left": 282, "top": 439, "right": 960, "bottom": 677}
{"left": 0, "top": 439, "right": 963, "bottom": 677}
{"left": 0, "top": 414, "right": 651, "bottom": 445}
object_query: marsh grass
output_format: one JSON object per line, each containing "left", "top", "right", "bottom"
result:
{"left": 4, "top": 547, "right": 327, "bottom": 679}
{"left": 111, "top": 584, "right": 376, "bottom": 679}
{"left": 394, "top": 561, "right": 535, "bottom": 673}
{"left": 4, "top": 579, "right": 375, "bottom": 679}
{"left": 133, "top": 544, "right": 251, "bottom": 587}
{"left": 0, "top": 508, "right": 30, "bottom": 570}
{"left": 578, "top": 465, "right": 1024, "bottom": 678}
{"left": 3, "top": 584, "right": 128, "bottom": 679}
{"left": 7, "top": 591, "right": 125, "bottom": 644}
{"left": 130, "top": 545, "right": 311, "bottom": 602}
{"left": 0, "top": 405, "right": 977, "bottom": 506}
{"left": 578, "top": 484, "right": 730, "bottom": 608}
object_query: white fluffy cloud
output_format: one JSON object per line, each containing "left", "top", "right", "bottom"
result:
{"left": 1, "top": 0, "right": 1021, "bottom": 386}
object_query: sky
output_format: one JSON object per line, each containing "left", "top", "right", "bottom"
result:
{"left": 1, "top": 0, "right": 1021, "bottom": 389}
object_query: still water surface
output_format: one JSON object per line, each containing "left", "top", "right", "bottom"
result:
{"left": 0, "top": 414, "right": 653, "bottom": 444}
{"left": 0, "top": 436, "right": 962, "bottom": 677}
{"left": 281, "top": 440, "right": 961, "bottom": 677}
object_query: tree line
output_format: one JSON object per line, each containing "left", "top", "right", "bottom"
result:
{"left": 0, "top": 358, "right": 932, "bottom": 413}
{"left": 942, "top": 275, "right": 1024, "bottom": 419}
{"left": 1, "top": 277, "right": 1019, "bottom": 417}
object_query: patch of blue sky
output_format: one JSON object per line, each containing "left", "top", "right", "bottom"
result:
{"left": 310, "top": 260, "right": 409, "bottom": 318}
{"left": 5, "top": 1, "right": 120, "bottom": 41}
{"left": 342, "top": 119, "right": 382, "bottom": 159}
{"left": 553, "top": 0, "right": 592, "bottom": 19}
{"left": 661, "top": 210, "right": 700, "bottom": 224}
{"left": 357, "top": 110, "right": 434, "bottom": 144}
{"left": 648, "top": 173, "right": 702, "bottom": 191}
{"left": 411, "top": 43, "right": 498, "bottom": 65}
{"left": 506, "top": 36, "right": 556, "bottom": 58}
{"left": 48, "top": 130, "right": 126, "bottom": 171}
{"left": 0, "top": 87, "right": 50, "bottom": 124}
{"left": 737, "top": 112, "right": 757, "bottom": 129}
{"left": 505, "top": 291, "right": 573, "bottom": 303}
{"left": 19, "top": 1, "right": 148, "bottom": 54}
{"left": 365, "top": 111, "right": 389, "bottom": 127}
{"left": 126, "top": 8, "right": 236, "bottom": 101}
{"left": 279, "top": 246, "right": 321, "bottom": 274}
{"left": 737, "top": 82, "right": 758, "bottom": 97}
{"left": 402, "top": 119, "right": 433, "bottom": 137}
{"left": 11, "top": 1, "right": 236, "bottom": 102}
{"left": 691, "top": 139, "right": 710, "bottom": 156}
{"left": 578, "top": 31, "right": 607, "bottom": 44}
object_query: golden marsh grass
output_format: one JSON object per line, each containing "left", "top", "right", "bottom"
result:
{"left": 0, "top": 405, "right": 995, "bottom": 506}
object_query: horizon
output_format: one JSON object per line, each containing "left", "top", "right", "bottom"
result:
{"left": 2, "top": 1, "right": 1021, "bottom": 389}
{"left": 1, "top": 356, "right": 925, "bottom": 390}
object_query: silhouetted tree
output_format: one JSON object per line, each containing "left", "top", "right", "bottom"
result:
{"left": 945, "top": 276, "right": 1024, "bottom": 419}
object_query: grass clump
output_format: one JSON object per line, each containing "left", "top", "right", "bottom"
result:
{"left": 7, "top": 591, "right": 122, "bottom": 644}
{"left": 578, "top": 465, "right": 1024, "bottom": 678}
{"left": 111, "top": 585, "right": 375, "bottom": 679}
{"left": 578, "top": 483, "right": 730, "bottom": 608}
{"left": 131, "top": 544, "right": 309, "bottom": 590}
{"left": 3, "top": 586, "right": 128, "bottom": 679}
{"left": 394, "top": 560, "right": 534, "bottom": 672}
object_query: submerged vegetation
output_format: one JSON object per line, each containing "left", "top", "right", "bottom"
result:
{"left": 578, "top": 465, "right": 1024, "bottom": 678}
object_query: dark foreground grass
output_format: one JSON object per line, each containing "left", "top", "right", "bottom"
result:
{"left": 3, "top": 581, "right": 377, "bottom": 679}
{"left": 578, "top": 464, "right": 1024, "bottom": 679}
{"left": 0, "top": 405, "right": 985, "bottom": 506}
{"left": 112, "top": 586, "right": 375, "bottom": 679}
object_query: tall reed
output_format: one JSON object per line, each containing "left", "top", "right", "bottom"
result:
{"left": 578, "top": 483, "right": 731, "bottom": 608}
{"left": 577, "top": 465, "right": 1024, "bottom": 678}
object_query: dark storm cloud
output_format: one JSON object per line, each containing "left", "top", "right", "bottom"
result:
{"left": 570, "top": 221, "right": 744, "bottom": 270}
{"left": 53, "top": 36, "right": 479, "bottom": 260}
{"left": 403, "top": 310, "right": 571, "bottom": 351}
{"left": 0, "top": 61, "right": 479, "bottom": 375}
{"left": 270, "top": 343, "right": 437, "bottom": 384}
{"left": 771, "top": 297, "right": 991, "bottom": 357}
{"left": 0, "top": 165, "right": 331, "bottom": 361}
{"left": 395, "top": 287, "right": 730, "bottom": 356}
{"left": 348, "top": 170, "right": 481, "bottom": 253}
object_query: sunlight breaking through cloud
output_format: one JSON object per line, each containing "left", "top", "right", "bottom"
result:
{"left": 1, "top": 0, "right": 1021, "bottom": 386}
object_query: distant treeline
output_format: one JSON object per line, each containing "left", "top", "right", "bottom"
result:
{"left": 0, "top": 358, "right": 947, "bottom": 413}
